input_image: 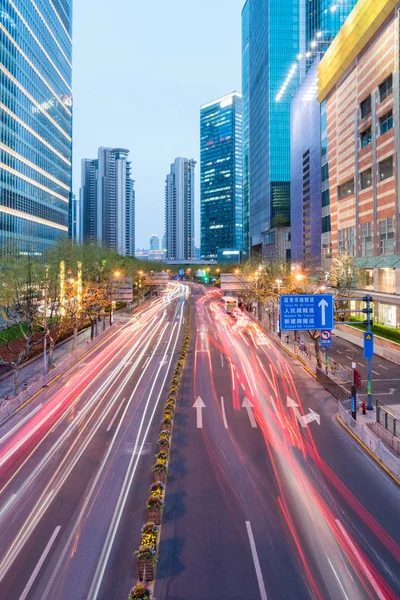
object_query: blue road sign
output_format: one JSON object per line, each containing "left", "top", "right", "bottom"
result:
{"left": 364, "top": 332, "right": 374, "bottom": 359}
{"left": 280, "top": 294, "right": 334, "bottom": 331}
{"left": 320, "top": 330, "right": 332, "bottom": 348}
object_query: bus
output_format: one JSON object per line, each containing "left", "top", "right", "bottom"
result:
{"left": 224, "top": 296, "right": 238, "bottom": 314}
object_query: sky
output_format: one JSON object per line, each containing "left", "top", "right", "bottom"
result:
{"left": 73, "top": 0, "right": 244, "bottom": 249}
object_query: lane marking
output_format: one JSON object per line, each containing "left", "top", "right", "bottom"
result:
{"left": 243, "top": 397, "right": 258, "bottom": 428}
{"left": 346, "top": 356, "right": 353, "bottom": 361}
{"left": 357, "top": 363, "right": 366, "bottom": 369}
{"left": 336, "top": 350, "right": 343, "bottom": 355}
{"left": 19, "top": 525, "right": 61, "bottom": 600}
{"left": 221, "top": 397, "right": 228, "bottom": 429}
{"left": 372, "top": 370, "right": 380, "bottom": 376}
{"left": 220, "top": 353, "right": 224, "bottom": 368}
{"left": 0, "top": 404, "right": 42, "bottom": 445}
{"left": 142, "top": 356, "right": 150, "bottom": 369}
{"left": 0, "top": 494, "right": 16, "bottom": 519}
{"left": 245, "top": 521, "right": 268, "bottom": 600}
{"left": 106, "top": 400, "right": 126, "bottom": 432}
{"left": 335, "top": 520, "right": 386, "bottom": 600}
{"left": 379, "top": 365, "right": 389, "bottom": 371}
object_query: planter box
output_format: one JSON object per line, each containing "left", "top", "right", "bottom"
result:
{"left": 138, "top": 558, "right": 155, "bottom": 582}
{"left": 153, "top": 471, "right": 166, "bottom": 484}
{"left": 148, "top": 507, "right": 162, "bottom": 525}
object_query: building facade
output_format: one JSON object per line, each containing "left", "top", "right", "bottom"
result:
{"left": 165, "top": 157, "right": 195, "bottom": 261}
{"left": 80, "top": 147, "right": 135, "bottom": 256}
{"left": 0, "top": 0, "right": 73, "bottom": 255}
{"left": 244, "top": 0, "right": 299, "bottom": 260}
{"left": 150, "top": 234, "right": 160, "bottom": 250}
{"left": 242, "top": 2, "right": 250, "bottom": 257}
{"left": 200, "top": 92, "right": 243, "bottom": 260}
{"left": 317, "top": 0, "right": 400, "bottom": 328}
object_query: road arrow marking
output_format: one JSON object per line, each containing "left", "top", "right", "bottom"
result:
{"left": 242, "top": 397, "right": 257, "bottom": 428}
{"left": 193, "top": 397, "right": 205, "bottom": 428}
{"left": 318, "top": 298, "right": 329, "bottom": 326}
{"left": 221, "top": 353, "right": 224, "bottom": 368}
{"left": 287, "top": 396, "right": 320, "bottom": 428}
{"left": 221, "top": 396, "right": 228, "bottom": 429}
{"left": 160, "top": 355, "right": 169, "bottom": 367}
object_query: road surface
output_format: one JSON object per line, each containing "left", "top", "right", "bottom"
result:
{"left": 155, "top": 285, "right": 400, "bottom": 600}
{"left": 0, "top": 283, "right": 188, "bottom": 600}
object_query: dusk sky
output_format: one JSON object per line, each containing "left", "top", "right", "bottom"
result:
{"left": 73, "top": 0, "right": 244, "bottom": 248}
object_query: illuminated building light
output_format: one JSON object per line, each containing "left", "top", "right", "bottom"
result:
{"left": 0, "top": 163, "right": 70, "bottom": 203}
{"left": 0, "top": 23, "right": 72, "bottom": 116}
{"left": 0, "top": 144, "right": 70, "bottom": 190}
{"left": 0, "top": 102, "right": 71, "bottom": 166}
{"left": 275, "top": 62, "right": 298, "bottom": 102}
{"left": 9, "top": 0, "right": 72, "bottom": 92}
{"left": 0, "top": 205, "right": 68, "bottom": 231}
{"left": 0, "top": 64, "right": 71, "bottom": 141}
{"left": 48, "top": 0, "right": 72, "bottom": 42}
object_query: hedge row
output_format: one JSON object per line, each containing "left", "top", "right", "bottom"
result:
{"left": 128, "top": 300, "right": 192, "bottom": 600}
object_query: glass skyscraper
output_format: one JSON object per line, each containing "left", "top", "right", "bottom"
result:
{"left": 200, "top": 92, "right": 243, "bottom": 261}
{"left": 0, "top": 0, "right": 72, "bottom": 255}
{"left": 242, "top": 2, "right": 250, "bottom": 257}
{"left": 306, "top": 0, "right": 357, "bottom": 50}
{"left": 244, "top": 0, "right": 298, "bottom": 259}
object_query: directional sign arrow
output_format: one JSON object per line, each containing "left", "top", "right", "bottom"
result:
{"left": 242, "top": 397, "right": 257, "bottom": 428}
{"left": 193, "top": 397, "right": 206, "bottom": 428}
{"left": 318, "top": 298, "right": 329, "bottom": 327}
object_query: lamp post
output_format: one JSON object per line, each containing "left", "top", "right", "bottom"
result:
{"left": 110, "top": 270, "right": 121, "bottom": 326}
{"left": 43, "top": 265, "right": 49, "bottom": 374}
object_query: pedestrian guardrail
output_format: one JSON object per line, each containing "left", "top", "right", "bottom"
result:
{"left": 0, "top": 324, "right": 116, "bottom": 425}
{"left": 338, "top": 401, "right": 400, "bottom": 480}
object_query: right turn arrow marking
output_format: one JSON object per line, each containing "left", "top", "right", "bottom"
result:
{"left": 287, "top": 396, "right": 320, "bottom": 428}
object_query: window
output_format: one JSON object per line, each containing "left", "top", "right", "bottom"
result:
{"left": 337, "top": 179, "right": 354, "bottom": 200}
{"left": 338, "top": 227, "right": 355, "bottom": 256}
{"left": 360, "top": 168, "right": 372, "bottom": 190}
{"left": 264, "top": 231, "right": 275, "bottom": 245}
{"left": 321, "top": 189, "right": 330, "bottom": 207}
{"left": 360, "top": 128, "right": 372, "bottom": 148}
{"left": 379, "top": 75, "right": 393, "bottom": 102}
{"left": 379, "top": 111, "right": 393, "bottom": 135}
{"left": 361, "top": 222, "right": 372, "bottom": 257}
{"left": 322, "top": 215, "right": 331, "bottom": 233}
{"left": 379, "top": 217, "right": 394, "bottom": 255}
{"left": 360, "top": 95, "right": 372, "bottom": 119}
{"left": 321, "top": 163, "right": 329, "bottom": 181}
{"left": 379, "top": 156, "right": 393, "bottom": 181}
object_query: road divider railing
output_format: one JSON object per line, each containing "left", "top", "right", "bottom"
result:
{"left": 129, "top": 297, "right": 191, "bottom": 599}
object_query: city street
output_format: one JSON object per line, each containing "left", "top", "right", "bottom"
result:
{"left": 155, "top": 285, "right": 400, "bottom": 600}
{"left": 0, "top": 283, "right": 188, "bottom": 600}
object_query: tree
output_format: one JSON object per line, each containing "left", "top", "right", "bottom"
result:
{"left": 0, "top": 255, "right": 45, "bottom": 394}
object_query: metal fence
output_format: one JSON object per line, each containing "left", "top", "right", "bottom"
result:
{"left": 0, "top": 324, "right": 116, "bottom": 425}
{"left": 339, "top": 401, "right": 400, "bottom": 480}
{"left": 376, "top": 400, "right": 400, "bottom": 440}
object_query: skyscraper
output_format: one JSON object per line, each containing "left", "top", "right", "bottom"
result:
{"left": 244, "top": 0, "right": 298, "bottom": 260}
{"left": 80, "top": 148, "right": 135, "bottom": 256}
{"left": 242, "top": 2, "right": 250, "bottom": 257}
{"left": 165, "top": 157, "right": 195, "bottom": 261}
{"left": 0, "top": 0, "right": 73, "bottom": 254}
{"left": 200, "top": 92, "right": 243, "bottom": 261}
{"left": 150, "top": 234, "right": 160, "bottom": 251}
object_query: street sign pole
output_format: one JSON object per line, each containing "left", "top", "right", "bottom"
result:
{"left": 325, "top": 347, "right": 329, "bottom": 375}
{"left": 351, "top": 362, "right": 357, "bottom": 420}
{"left": 365, "top": 295, "right": 373, "bottom": 411}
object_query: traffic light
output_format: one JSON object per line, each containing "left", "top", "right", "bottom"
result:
{"left": 354, "top": 369, "right": 362, "bottom": 389}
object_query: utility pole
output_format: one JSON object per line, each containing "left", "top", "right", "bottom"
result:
{"left": 363, "top": 295, "right": 374, "bottom": 410}
{"left": 43, "top": 265, "right": 49, "bottom": 374}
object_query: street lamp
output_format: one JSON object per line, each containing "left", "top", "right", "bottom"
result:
{"left": 275, "top": 279, "right": 283, "bottom": 292}
{"left": 295, "top": 273, "right": 304, "bottom": 282}
{"left": 110, "top": 270, "right": 122, "bottom": 326}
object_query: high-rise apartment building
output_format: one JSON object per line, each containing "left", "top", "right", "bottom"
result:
{"left": 0, "top": 0, "right": 73, "bottom": 255}
{"left": 200, "top": 92, "right": 243, "bottom": 260}
{"left": 243, "top": 0, "right": 298, "bottom": 260}
{"left": 165, "top": 158, "right": 195, "bottom": 261}
{"left": 80, "top": 148, "right": 135, "bottom": 256}
{"left": 150, "top": 234, "right": 160, "bottom": 251}
{"left": 317, "top": 0, "right": 400, "bottom": 328}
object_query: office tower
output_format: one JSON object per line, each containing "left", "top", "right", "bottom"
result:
{"left": 244, "top": 0, "right": 299, "bottom": 260}
{"left": 162, "top": 234, "right": 167, "bottom": 251}
{"left": 317, "top": 0, "right": 400, "bottom": 328}
{"left": 0, "top": 0, "right": 73, "bottom": 255}
{"left": 242, "top": 2, "right": 250, "bottom": 257}
{"left": 80, "top": 148, "right": 135, "bottom": 256}
{"left": 165, "top": 157, "right": 196, "bottom": 261}
{"left": 150, "top": 234, "right": 160, "bottom": 251}
{"left": 70, "top": 194, "right": 81, "bottom": 244}
{"left": 200, "top": 92, "right": 243, "bottom": 260}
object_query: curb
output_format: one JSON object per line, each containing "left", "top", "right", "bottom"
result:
{"left": 336, "top": 414, "right": 400, "bottom": 486}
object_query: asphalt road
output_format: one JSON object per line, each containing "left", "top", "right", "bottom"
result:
{"left": 155, "top": 285, "right": 400, "bottom": 600}
{"left": 0, "top": 283, "right": 188, "bottom": 600}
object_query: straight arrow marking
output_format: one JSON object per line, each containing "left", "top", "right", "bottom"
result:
{"left": 193, "top": 397, "right": 205, "bottom": 428}
{"left": 242, "top": 397, "right": 257, "bottom": 428}
{"left": 287, "top": 397, "right": 320, "bottom": 428}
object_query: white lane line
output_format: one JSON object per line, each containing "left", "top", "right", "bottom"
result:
{"left": 0, "top": 404, "right": 42, "bottom": 445}
{"left": 335, "top": 520, "right": 386, "bottom": 600}
{"left": 106, "top": 400, "right": 126, "bottom": 432}
{"left": 372, "top": 370, "right": 380, "bottom": 376}
{"left": 336, "top": 350, "right": 343, "bottom": 355}
{"left": 346, "top": 356, "right": 353, "bottom": 361}
{"left": 142, "top": 356, "right": 150, "bottom": 369}
{"left": 0, "top": 494, "right": 16, "bottom": 519}
{"left": 379, "top": 364, "right": 389, "bottom": 371}
{"left": 19, "top": 526, "right": 61, "bottom": 600}
{"left": 245, "top": 521, "right": 268, "bottom": 600}
{"left": 231, "top": 362, "right": 236, "bottom": 391}
{"left": 221, "top": 397, "right": 228, "bottom": 429}
{"left": 221, "top": 353, "right": 224, "bottom": 368}
{"left": 358, "top": 363, "right": 366, "bottom": 369}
